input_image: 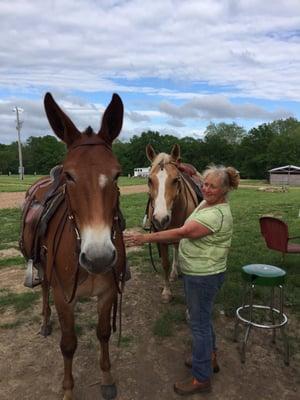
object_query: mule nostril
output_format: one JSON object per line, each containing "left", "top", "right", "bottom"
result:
{"left": 80, "top": 252, "right": 89, "bottom": 266}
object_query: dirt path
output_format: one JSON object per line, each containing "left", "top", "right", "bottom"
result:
{"left": 0, "top": 183, "right": 299, "bottom": 399}
{"left": 0, "top": 185, "right": 148, "bottom": 209}
{"left": 0, "top": 184, "right": 274, "bottom": 209}
{"left": 0, "top": 261, "right": 299, "bottom": 400}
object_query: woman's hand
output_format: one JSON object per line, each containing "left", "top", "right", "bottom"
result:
{"left": 123, "top": 231, "right": 145, "bottom": 247}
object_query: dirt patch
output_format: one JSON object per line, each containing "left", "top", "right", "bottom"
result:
{"left": 0, "top": 264, "right": 299, "bottom": 400}
{"left": 0, "top": 192, "right": 25, "bottom": 209}
{"left": 0, "top": 268, "right": 27, "bottom": 293}
{"left": 0, "top": 248, "right": 21, "bottom": 258}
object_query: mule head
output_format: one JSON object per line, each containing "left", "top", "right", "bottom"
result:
{"left": 44, "top": 93, "right": 124, "bottom": 274}
{"left": 146, "top": 144, "right": 181, "bottom": 230}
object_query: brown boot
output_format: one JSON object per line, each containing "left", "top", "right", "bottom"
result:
{"left": 174, "top": 377, "right": 211, "bottom": 396}
{"left": 184, "top": 351, "right": 220, "bottom": 373}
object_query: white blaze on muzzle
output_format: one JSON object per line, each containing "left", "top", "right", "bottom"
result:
{"left": 80, "top": 225, "right": 116, "bottom": 271}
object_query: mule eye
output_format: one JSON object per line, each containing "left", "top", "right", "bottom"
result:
{"left": 172, "top": 177, "right": 179, "bottom": 185}
{"left": 113, "top": 172, "right": 120, "bottom": 182}
{"left": 64, "top": 171, "right": 75, "bottom": 183}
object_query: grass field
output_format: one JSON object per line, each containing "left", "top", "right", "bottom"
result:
{"left": 0, "top": 186, "right": 300, "bottom": 319}
{"left": 0, "top": 174, "right": 272, "bottom": 192}
{"left": 0, "top": 175, "right": 147, "bottom": 192}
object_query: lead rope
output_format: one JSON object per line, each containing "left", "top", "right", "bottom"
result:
{"left": 110, "top": 202, "right": 127, "bottom": 346}
{"left": 147, "top": 197, "right": 159, "bottom": 272}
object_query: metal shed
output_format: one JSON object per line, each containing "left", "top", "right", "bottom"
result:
{"left": 269, "top": 165, "right": 300, "bottom": 186}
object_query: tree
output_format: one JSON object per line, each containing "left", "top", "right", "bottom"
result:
{"left": 238, "top": 119, "right": 300, "bottom": 178}
{"left": 0, "top": 142, "right": 19, "bottom": 174}
{"left": 204, "top": 122, "right": 246, "bottom": 145}
{"left": 24, "top": 136, "right": 66, "bottom": 174}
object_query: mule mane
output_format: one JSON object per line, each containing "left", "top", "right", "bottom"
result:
{"left": 151, "top": 153, "right": 173, "bottom": 170}
{"left": 84, "top": 126, "right": 94, "bottom": 135}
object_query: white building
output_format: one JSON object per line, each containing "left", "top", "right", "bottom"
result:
{"left": 269, "top": 165, "right": 300, "bottom": 186}
{"left": 133, "top": 167, "right": 150, "bottom": 177}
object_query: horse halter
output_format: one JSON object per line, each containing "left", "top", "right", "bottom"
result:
{"left": 147, "top": 160, "right": 189, "bottom": 232}
{"left": 149, "top": 159, "right": 184, "bottom": 197}
{"left": 64, "top": 139, "right": 120, "bottom": 240}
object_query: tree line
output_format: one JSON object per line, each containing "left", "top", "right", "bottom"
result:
{"left": 1, "top": 117, "right": 300, "bottom": 179}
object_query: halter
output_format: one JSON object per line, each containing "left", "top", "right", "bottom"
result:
{"left": 148, "top": 160, "right": 198, "bottom": 221}
{"left": 47, "top": 140, "right": 124, "bottom": 304}
{"left": 146, "top": 160, "right": 199, "bottom": 272}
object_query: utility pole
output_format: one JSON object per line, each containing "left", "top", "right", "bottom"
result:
{"left": 13, "top": 106, "right": 24, "bottom": 180}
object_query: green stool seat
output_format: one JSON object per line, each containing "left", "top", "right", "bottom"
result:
{"left": 234, "top": 264, "right": 289, "bottom": 365}
{"left": 242, "top": 264, "right": 286, "bottom": 286}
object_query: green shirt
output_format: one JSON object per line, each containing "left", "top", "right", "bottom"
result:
{"left": 178, "top": 203, "right": 233, "bottom": 276}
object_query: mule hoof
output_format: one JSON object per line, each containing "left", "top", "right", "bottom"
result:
{"left": 63, "top": 389, "right": 73, "bottom": 400}
{"left": 40, "top": 324, "right": 52, "bottom": 337}
{"left": 101, "top": 384, "right": 117, "bottom": 400}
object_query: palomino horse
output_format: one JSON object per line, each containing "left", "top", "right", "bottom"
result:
{"left": 146, "top": 144, "right": 202, "bottom": 303}
{"left": 20, "top": 93, "right": 126, "bottom": 400}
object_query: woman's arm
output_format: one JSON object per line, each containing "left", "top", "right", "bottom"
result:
{"left": 124, "top": 220, "right": 212, "bottom": 247}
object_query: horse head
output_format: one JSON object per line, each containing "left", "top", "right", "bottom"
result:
{"left": 146, "top": 143, "right": 181, "bottom": 230}
{"left": 44, "top": 93, "right": 123, "bottom": 274}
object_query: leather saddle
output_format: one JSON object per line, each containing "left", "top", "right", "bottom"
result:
{"left": 20, "top": 165, "right": 65, "bottom": 265}
{"left": 177, "top": 162, "right": 203, "bottom": 204}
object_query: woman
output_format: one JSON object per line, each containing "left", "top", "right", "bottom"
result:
{"left": 124, "top": 165, "right": 239, "bottom": 396}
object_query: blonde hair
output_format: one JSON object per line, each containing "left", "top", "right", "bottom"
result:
{"left": 202, "top": 165, "right": 240, "bottom": 193}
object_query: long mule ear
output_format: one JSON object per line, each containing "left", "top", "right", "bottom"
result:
{"left": 170, "top": 143, "right": 180, "bottom": 162}
{"left": 146, "top": 144, "right": 156, "bottom": 162}
{"left": 44, "top": 93, "right": 81, "bottom": 147}
{"left": 98, "top": 93, "right": 123, "bottom": 145}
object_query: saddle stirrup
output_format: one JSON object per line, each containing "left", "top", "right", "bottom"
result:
{"left": 24, "top": 259, "right": 43, "bottom": 288}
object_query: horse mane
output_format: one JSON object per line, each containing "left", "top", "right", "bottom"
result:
{"left": 151, "top": 153, "right": 172, "bottom": 170}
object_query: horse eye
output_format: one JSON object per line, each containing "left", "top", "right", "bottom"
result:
{"left": 64, "top": 171, "right": 75, "bottom": 183}
{"left": 173, "top": 177, "right": 179, "bottom": 185}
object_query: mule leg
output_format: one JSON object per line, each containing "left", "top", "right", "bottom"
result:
{"left": 160, "top": 244, "right": 172, "bottom": 303}
{"left": 40, "top": 278, "right": 52, "bottom": 337}
{"left": 169, "top": 245, "right": 179, "bottom": 282}
{"left": 97, "top": 292, "right": 117, "bottom": 400}
{"left": 53, "top": 289, "right": 77, "bottom": 400}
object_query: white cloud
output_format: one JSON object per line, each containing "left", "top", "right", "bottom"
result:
{"left": 0, "top": 0, "right": 299, "bottom": 143}
{"left": 160, "top": 95, "right": 294, "bottom": 121}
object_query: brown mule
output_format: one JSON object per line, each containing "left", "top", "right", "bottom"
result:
{"left": 20, "top": 93, "right": 126, "bottom": 400}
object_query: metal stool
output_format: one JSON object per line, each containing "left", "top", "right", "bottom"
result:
{"left": 234, "top": 264, "right": 289, "bottom": 365}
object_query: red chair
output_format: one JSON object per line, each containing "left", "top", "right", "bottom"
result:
{"left": 259, "top": 216, "right": 300, "bottom": 262}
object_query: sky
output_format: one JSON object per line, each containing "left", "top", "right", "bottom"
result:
{"left": 0, "top": 0, "right": 300, "bottom": 145}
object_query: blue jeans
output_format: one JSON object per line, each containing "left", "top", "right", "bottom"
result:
{"left": 183, "top": 272, "right": 225, "bottom": 381}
